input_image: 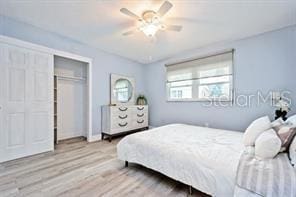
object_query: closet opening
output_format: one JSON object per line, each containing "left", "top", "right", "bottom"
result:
{"left": 53, "top": 55, "right": 90, "bottom": 145}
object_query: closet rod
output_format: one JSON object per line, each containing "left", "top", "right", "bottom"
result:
{"left": 55, "top": 75, "right": 86, "bottom": 81}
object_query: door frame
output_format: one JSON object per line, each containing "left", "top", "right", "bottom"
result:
{"left": 0, "top": 35, "right": 93, "bottom": 142}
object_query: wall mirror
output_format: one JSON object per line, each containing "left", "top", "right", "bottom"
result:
{"left": 111, "top": 74, "right": 135, "bottom": 105}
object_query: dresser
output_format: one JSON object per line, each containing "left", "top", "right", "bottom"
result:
{"left": 101, "top": 105, "right": 149, "bottom": 141}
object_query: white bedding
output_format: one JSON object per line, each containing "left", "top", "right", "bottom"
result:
{"left": 117, "top": 124, "right": 245, "bottom": 196}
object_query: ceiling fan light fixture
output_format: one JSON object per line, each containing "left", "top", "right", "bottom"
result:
{"left": 140, "top": 23, "right": 159, "bottom": 37}
{"left": 120, "top": 1, "right": 182, "bottom": 37}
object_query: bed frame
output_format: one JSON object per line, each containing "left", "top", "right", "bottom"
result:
{"left": 124, "top": 161, "right": 193, "bottom": 195}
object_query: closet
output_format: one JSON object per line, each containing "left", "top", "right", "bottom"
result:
{"left": 54, "top": 56, "right": 87, "bottom": 144}
{"left": 0, "top": 35, "right": 92, "bottom": 162}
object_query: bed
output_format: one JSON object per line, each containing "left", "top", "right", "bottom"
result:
{"left": 117, "top": 124, "right": 245, "bottom": 196}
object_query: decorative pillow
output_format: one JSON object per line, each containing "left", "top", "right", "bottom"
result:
{"left": 255, "top": 129, "right": 281, "bottom": 160}
{"left": 287, "top": 114, "right": 296, "bottom": 126}
{"left": 289, "top": 137, "right": 296, "bottom": 166}
{"left": 276, "top": 126, "right": 296, "bottom": 152}
{"left": 243, "top": 116, "right": 271, "bottom": 146}
{"left": 271, "top": 118, "right": 285, "bottom": 131}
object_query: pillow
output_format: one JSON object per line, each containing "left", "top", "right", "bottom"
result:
{"left": 289, "top": 137, "right": 296, "bottom": 166}
{"left": 255, "top": 129, "right": 281, "bottom": 160}
{"left": 277, "top": 126, "right": 296, "bottom": 152}
{"left": 271, "top": 118, "right": 285, "bottom": 131}
{"left": 287, "top": 114, "right": 296, "bottom": 126}
{"left": 243, "top": 116, "right": 271, "bottom": 146}
{"left": 245, "top": 146, "right": 255, "bottom": 156}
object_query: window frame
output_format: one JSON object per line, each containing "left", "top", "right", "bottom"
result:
{"left": 166, "top": 50, "right": 234, "bottom": 102}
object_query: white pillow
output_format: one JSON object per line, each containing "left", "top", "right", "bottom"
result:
{"left": 243, "top": 116, "right": 271, "bottom": 146}
{"left": 287, "top": 114, "right": 296, "bottom": 126}
{"left": 289, "top": 137, "right": 296, "bottom": 166}
{"left": 245, "top": 146, "right": 255, "bottom": 156}
{"left": 255, "top": 129, "right": 281, "bottom": 160}
{"left": 271, "top": 118, "right": 285, "bottom": 128}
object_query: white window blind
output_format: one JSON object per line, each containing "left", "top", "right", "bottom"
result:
{"left": 166, "top": 50, "right": 234, "bottom": 101}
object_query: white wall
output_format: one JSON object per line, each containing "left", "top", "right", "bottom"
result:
{"left": 54, "top": 56, "right": 87, "bottom": 78}
{"left": 144, "top": 25, "right": 296, "bottom": 131}
{"left": 54, "top": 56, "right": 87, "bottom": 140}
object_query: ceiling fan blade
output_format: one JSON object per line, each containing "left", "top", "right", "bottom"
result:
{"left": 120, "top": 8, "right": 142, "bottom": 21}
{"left": 157, "top": 1, "right": 173, "bottom": 17}
{"left": 166, "top": 25, "right": 182, "bottom": 32}
{"left": 122, "top": 30, "right": 135, "bottom": 36}
{"left": 167, "top": 17, "right": 220, "bottom": 25}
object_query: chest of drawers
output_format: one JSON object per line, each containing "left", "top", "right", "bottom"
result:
{"left": 101, "top": 105, "right": 148, "bottom": 141}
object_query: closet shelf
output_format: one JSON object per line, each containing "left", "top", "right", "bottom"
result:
{"left": 55, "top": 75, "right": 86, "bottom": 81}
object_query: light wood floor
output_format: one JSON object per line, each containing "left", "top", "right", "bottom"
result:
{"left": 0, "top": 137, "right": 209, "bottom": 197}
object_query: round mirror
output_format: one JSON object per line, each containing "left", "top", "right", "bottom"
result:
{"left": 113, "top": 79, "right": 133, "bottom": 103}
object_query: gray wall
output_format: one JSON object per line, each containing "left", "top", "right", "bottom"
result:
{"left": 144, "top": 26, "right": 296, "bottom": 131}
{"left": 0, "top": 16, "right": 146, "bottom": 136}
{"left": 291, "top": 26, "right": 296, "bottom": 115}
{"left": 1, "top": 15, "right": 295, "bottom": 134}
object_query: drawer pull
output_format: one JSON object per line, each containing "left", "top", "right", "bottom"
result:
{"left": 118, "top": 122, "right": 128, "bottom": 127}
{"left": 137, "top": 107, "right": 144, "bottom": 110}
{"left": 118, "top": 115, "right": 128, "bottom": 119}
{"left": 137, "top": 113, "right": 144, "bottom": 117}
{"left": 137, "top": 120, "right": 144, "bottom": 124}
{"left": 119, "top": 107, "right": 128, "bottom": 111}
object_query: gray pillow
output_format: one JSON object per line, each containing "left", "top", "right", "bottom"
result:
{"left": 276, "top": 126, "right": 296, "bottom": 152}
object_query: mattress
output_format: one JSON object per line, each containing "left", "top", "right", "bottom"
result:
{"left": 117, "top": 124, "right": 245, "bottom": 196}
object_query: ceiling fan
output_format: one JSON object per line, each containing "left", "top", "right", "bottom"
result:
{"left": 120, "top": 1, "right": 182, "bottom": 37}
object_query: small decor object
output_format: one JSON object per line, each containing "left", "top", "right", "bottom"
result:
{"left": 136, "top": 95, "right": 147, "bottom": 105}
{"left": 274, "top": 98, "right": 290, "bottom": 121}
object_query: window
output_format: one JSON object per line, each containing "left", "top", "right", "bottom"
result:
{"left": 166, "top": 50, "right": 233, "bottom": 101}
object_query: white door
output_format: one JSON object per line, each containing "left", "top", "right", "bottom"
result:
{"left": 0, "top": 43, "right": 53, "bottom": 163}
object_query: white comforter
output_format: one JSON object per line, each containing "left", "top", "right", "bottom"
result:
{"left": 117, "top": 124, "right": 245, "bottom": 196}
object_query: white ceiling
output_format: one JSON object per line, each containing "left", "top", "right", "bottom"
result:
{"left": 1, "top": 0, "right": 296, "bottom": 64}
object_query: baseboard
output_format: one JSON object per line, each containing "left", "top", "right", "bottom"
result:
{"left": 88, "top": 134, "right": 101, "bottom": 142}
{"left": 59, "top": 132, "right": 85, "bottom": 141}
